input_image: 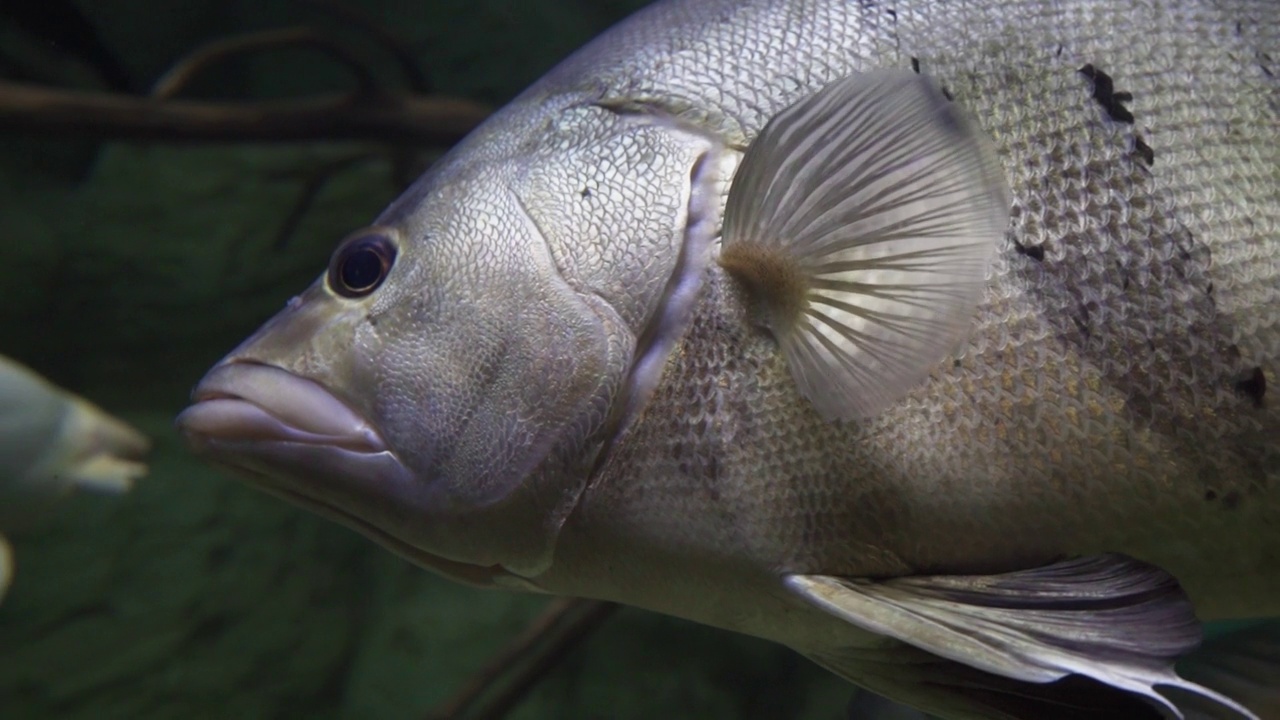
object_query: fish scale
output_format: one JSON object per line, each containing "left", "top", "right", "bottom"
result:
{"left": 538, "top": 0, "right": 1280, "bottom": 620}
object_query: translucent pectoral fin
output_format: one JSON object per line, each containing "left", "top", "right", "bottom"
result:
{"left": 787, "top": 555, "right": 1258, "bottom": 719}
{"left": 719, "top": 69, "right": 1010, "bottom": 420}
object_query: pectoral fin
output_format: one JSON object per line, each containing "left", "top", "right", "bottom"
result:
{"left": 719, "top": 69, "right": 1010, "bottom": 420}
{"left": 786, "top": 554, "right": 1257, "bottom": 719}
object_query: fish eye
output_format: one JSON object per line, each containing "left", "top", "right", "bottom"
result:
{"left": 328, "top": 232, "right": 396, "bottom": 298}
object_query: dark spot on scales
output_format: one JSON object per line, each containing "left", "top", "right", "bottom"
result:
{"left": 1014, "top": 240, "right": 1045, "bottom": 262}
{"left": 1116, "top": 261, "right": 1131, "bottom": 290}
{"left": 1254, "top": 51, "right": 1274, "bottom": 78}
{"left": 910, "top": 56, "right": 920, "bottom": 74}
{"left": 1133, "top": 136, "right": 1154, "bottom": 166}
{"left": 580, "top": 187, "right": 592, "bottom": 198}
{"left": 1223, "top": 490, "right": 1242, "bottom": 510}
{"left": 1079, "top": 64, "right": 1135, "bottom": 124}
{"left": 941, "top": 86, "right": 954, "bottom": 101}
{"left": 1205, "top": 488, "right": 1245, "bottom": 510}
{"left": 1234, "top": 366, "right": 1267, "bottom": 408}
{"left": 1070, "top": 313, "right": 1090, "bottom": 339}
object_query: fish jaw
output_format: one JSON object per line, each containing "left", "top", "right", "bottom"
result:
{"left": 176, "top": 360, "right": 510, "bottom": 588}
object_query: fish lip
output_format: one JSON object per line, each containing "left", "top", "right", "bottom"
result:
{"left": 176, "top": 363, "right": 508, "bottom": 587}
{"left": 176, "top": 361, "right": 386, "bottom": 454}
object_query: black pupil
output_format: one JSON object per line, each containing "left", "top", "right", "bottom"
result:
{"left": 339, "top": 244, "right": 385, "bottom": 292}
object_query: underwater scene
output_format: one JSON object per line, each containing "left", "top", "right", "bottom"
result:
{"left": 1, "top": 1, "right": 1277, "bottom": 719}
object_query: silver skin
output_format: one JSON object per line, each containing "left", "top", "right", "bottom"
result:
{"left": 178, "top": 0, "right": 1279, "bottom": 711}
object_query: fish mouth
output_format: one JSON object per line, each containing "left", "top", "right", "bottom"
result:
{"left": 176, "top": 361, "right": 385, "bottom": 454}
{"left": 175, "top": 361, "right": 508, "bottom": 588}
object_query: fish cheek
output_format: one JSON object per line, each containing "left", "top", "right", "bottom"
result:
{"left": 350, "top": 254, "right": 629, "bottom": 576}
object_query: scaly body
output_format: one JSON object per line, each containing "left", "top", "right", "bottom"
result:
{"left": 179, "top": 0, "right": 1279, "bottom": 716}
{"left": 455, "top": 0, "right": 1280, "bottom": 624}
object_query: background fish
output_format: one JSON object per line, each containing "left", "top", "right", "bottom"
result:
{"left": 0, "top": 355, "right": 149, "bottom": 602}
{"left": 178, "top": 0, "right": 1279, "bottom": 717}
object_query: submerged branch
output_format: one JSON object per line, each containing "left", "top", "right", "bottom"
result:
{"left": 0, "top": 80, "right": 489, "bottom": 144}
{"left": 270, "top": 151, "right": 386, "bottom": 250}
{"left": 299, "top": 0, "right": 433, "bottom": 93}
{"left": 426, "top": 599, "right": 620, "bottom": 720}
{"left": 151, "top": 27, "right": 380, "bottom": 99}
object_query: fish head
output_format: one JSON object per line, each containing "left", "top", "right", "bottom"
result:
{"left": 176, "top": 160, "right": 633, "bottom": 585}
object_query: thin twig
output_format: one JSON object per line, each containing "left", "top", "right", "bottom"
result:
{"left": 298, "top": 0, "right": 432, "bottom": 93}
{"left": 269, "top": 151, "right": 384, "bottom": 250}
{"left": 426, "top": 599, "right": 619, "bottom": 720}
{"left": 151, "top": 27, "right": 380, "bottom": 99}
{"left": 0, "top": 80, "right": 489, "bottom": 145}
{"left": 469, "top": 601, "right": 618, "bottom": 720}
{"left": 427, "top": 598, "right": 582, "bottom": 719}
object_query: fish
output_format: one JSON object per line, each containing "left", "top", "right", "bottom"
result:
{"left": 0, "top": 355, "right": 149, "bottom": 602}
{"left": 176, "top": 0, "right": 1280, "bottom": 717}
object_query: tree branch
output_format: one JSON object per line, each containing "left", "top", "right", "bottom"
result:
{"left": 150, "top": 27, "right": 380, "bottom": 99}
{"left": 0, "top": 79, "right": 489, "bottom": 145}
{"left": 299, "top": 0, "right": 433, "bottom": 93}
{"left": 426, "top": 599, "right": 620, "bottom": 720}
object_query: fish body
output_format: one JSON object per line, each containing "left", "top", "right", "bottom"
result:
{"left": 178, "top": 0, "right": 1279, "bottom": 716}
{"left": 0, "top": 355, "right": 149, "bottom": 601}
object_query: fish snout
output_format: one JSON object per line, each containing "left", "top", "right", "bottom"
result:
{"left": 174, "top": 360, "right": 522, "bottom": 589}
{"left": 176, "top": 361, "right": 385, "bottom": 455}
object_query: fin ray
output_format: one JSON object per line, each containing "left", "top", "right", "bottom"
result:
{"left": 786, "top": 555, "right": 1259, "bottom": 719}
{"left": 720, "top": 69, "right": 1011, "bottom": 420}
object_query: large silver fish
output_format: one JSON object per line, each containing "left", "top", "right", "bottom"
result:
{"left": 177, "top": 0, "right": 1280, "bottom": 717}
